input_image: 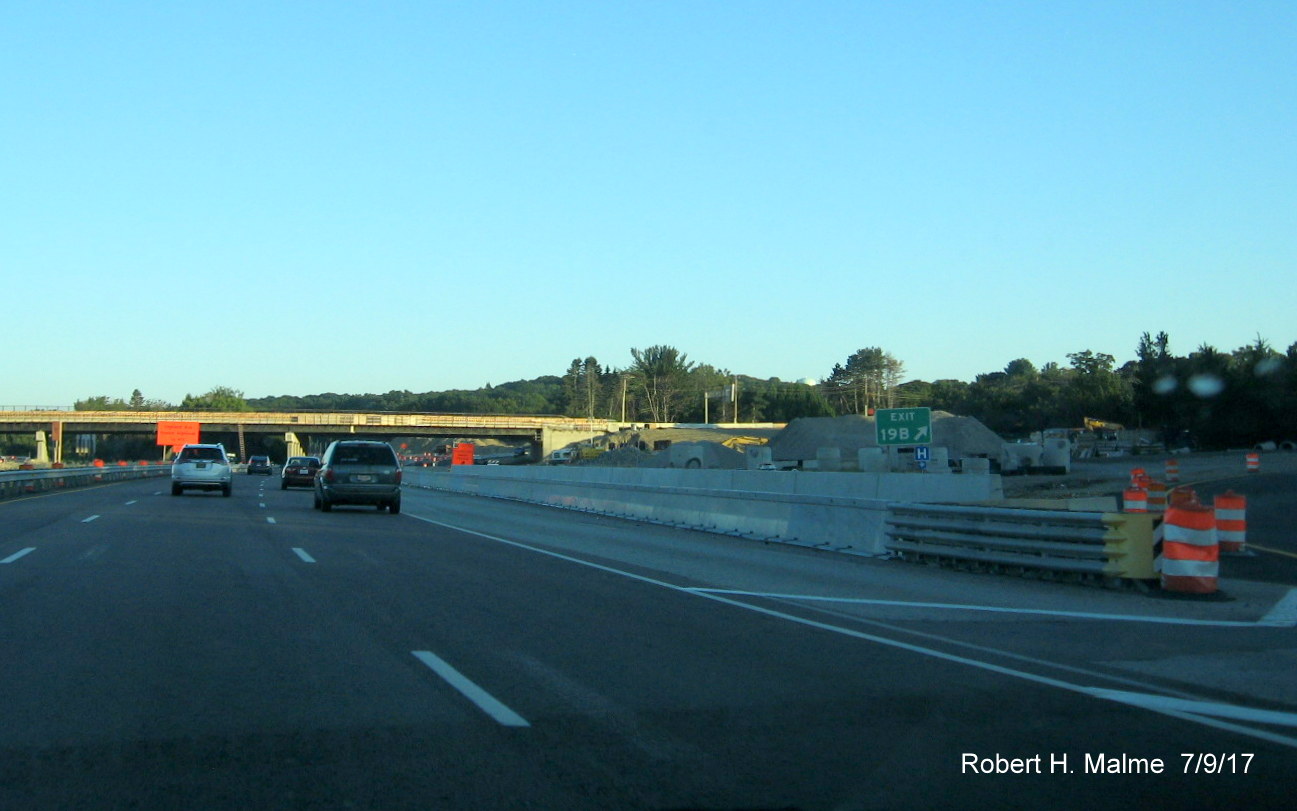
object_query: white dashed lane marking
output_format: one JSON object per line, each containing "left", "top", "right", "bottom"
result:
{"left": 2, "top": 548, "right": 36, "bottom": 564}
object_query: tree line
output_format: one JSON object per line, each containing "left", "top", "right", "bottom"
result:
{"left": 72, "top": 333, "right": 1297, "bottom": 450}
{"left": 894, "top": 334, "right": 1297, "bottom": 448}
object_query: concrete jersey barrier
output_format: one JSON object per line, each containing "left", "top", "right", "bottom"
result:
{"left": 407, "top": 466, "right": 1003, "bottom": 555}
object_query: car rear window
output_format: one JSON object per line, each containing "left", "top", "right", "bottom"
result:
{"left": 332, "top": 445, "right": 397, "bottom": 466}
{"left": 178, "top": 447, "right": 225, "bottom": 462}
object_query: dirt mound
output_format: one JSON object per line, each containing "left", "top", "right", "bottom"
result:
{"left": 584, "top": 445, "right": 657, "bottom": 467}
{"left": 768, "top": 412, "right": 1004, "bottom": 465}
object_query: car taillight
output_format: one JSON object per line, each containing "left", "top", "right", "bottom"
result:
{"left": 323, "top": 468, "right": 335, "bottom": 483}
{"left": 395, "top": 470, "right": 402, "bottom": 484}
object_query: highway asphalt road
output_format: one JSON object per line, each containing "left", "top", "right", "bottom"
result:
{"left": 2, "top": 472, "right": 1296, "bottom": 810}
{"left": 1188, "top": 471, "right": 1297, "bottom": 586}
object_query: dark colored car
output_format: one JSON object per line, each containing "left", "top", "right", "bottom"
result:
{"left": 281, "top": 456, "right": 321, "bottom": 489}
{"left": 247, "top": 455, "right": 273, "bottom": 475}
{"left": 314, "top": 440, "right": 402, "bottom": 513}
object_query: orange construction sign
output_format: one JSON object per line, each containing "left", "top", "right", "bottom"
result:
{"left": 156, "top": 421, "right": 201, "bottom": 447}
{"left": 451, "top": 443, "right": 475, "bottom": 466}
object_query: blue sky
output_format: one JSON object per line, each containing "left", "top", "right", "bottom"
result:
{"left": 3, "top": 1, "right": 1293, "bottom": 407}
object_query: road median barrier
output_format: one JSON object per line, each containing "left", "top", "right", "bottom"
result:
{"left": 0, "top": 464, "right": 168, "bottom": 500}
{"left": 411, "top": 466, "right": 1001, "bottom": 555}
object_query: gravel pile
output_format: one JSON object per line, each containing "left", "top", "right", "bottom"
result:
{"left": 768, "top": 411, "right": 1004, "bottom": 465}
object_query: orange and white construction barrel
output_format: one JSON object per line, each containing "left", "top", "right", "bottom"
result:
{"left": 1164, "top": 458, "right": 1180, "bottom": 483}
{"left": 1245, "top": 452, "right": 1260, "bottom": 473}
{"left": 1214, "top": 490, "right": 1247, "bottom": 554}
{"left": 1169, "top": 487, "right": 1199, "bottom": 509}
{"left": 1123, "top": 487, "right": 1148, "bottom": 513}
{"left": 1159, "top": 501, "right": 1219, "bottom": 594}
{"left": 1129, "top": 468, "right": 1147, "bottom": 488}
{"left": 1146, "top": 480, "right": 1167, "bottom": 513}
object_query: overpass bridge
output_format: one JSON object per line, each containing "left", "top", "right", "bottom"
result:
{"left": 0, "top": 410, "right": 626, "bottom": 464}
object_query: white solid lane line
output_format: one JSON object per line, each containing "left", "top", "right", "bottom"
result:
{"left": 2, "top": 548, "right": 36, "bottom": 564}
{"left": 81, "top": 515, "right": 100, "bottom": 523}
{"left": 291, "top": 547, "right": 315, "bottom": 563}
{"left": 1261, "top": 587, "right": 1297, "bottom": 626}
{"left": 408, "top": 512, "right": 1297, "bottom": 750}
{"left": 411, "top": 651, "right": 530, "bottom": 727}
{"left": 125, "top": 500, "right": 137, "bottom": 505}
{"left": 687, "top": 589, "right": 1291, "bottom": 628}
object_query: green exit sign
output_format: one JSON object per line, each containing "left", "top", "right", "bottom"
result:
{"left": 875, "top": 407, "right": 931, "bottom": 446}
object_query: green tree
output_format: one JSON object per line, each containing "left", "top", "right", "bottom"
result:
{"left": 630, "top": 345, "right": 694, "bottom": 422}
{"left": 927, "top": 379, "right": 970, "bottom": 413}
{"left": 561, "top": 359, "right": 583, "bottom": 416}
{"left": 822, "top": 347, "right": 904, "bottom": 414}
{"left": 180, "top": 386, "right": 251, "bottom": 411}
{"left": 1281, "top": 342, "right": 1297, "bottom": 441}
{"left": 561, "top": 359, "right": 605, "bottom": 418}
{"left": 1133, "top": 331, "right": 1178, "bottom": 433}
{"left": 1003, "top": 358, "right": 1037, "bottom": 379}
{"left": 753, "top": 382, "right": 834, "bottom": 422}
{"left": 1225, "top": 336, "right": 1285, "bottom": 445}
{"left": 684, "top": 364, "right": 732, "bottom": 422}
{"left": 74, "top": 395, "right": 125, "bottom": 411}
{"left": 959, "top": 360, "right": 1072, "bottom": 438}
{"left": 1064, "top": 350, "right": 1130, "bottom": 426}
{"left": 603, "top": 370, "right": 637, "bottom": 421}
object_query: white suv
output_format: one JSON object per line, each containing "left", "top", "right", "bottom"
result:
{"left": 171, "top": 443, "right": 233, "bottom": 497}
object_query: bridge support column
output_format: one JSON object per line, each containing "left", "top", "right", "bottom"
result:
{"left": 285, "top": 432, "right": 304, "bottom": 459}
{"left": 540, "top": 425, "right": 608, "bottom": 462}
{"left": 34, "top": 430, "right": 50, "bottom": 463}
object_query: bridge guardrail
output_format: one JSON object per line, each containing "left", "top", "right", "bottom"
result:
{"left": 0, "top": 409, "right": 617, "bottom": 431}
{"left": 884, "top": 503, "right": 1157, "bottom": 581}
{"left": 0, "top": 464, "right": 169, "bottom": 499}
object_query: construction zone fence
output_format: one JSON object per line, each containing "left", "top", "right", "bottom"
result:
{"left": 885, "top": 503, "right": 1157, "bottom": 582}
{"left": 0, "top": 464, "right": 169, "bottom": 499}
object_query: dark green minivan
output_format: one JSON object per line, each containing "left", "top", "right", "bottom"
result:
{"left": 313, "top": 440, "right": 402, "bottom": 513}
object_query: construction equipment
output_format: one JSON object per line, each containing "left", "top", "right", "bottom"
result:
{"left": 1083, "top": 417, "right": 1124, "bottom": 433}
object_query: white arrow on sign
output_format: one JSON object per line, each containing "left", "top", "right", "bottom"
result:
{"left": 915, "top": 426, "right": 930, "bottom": 441}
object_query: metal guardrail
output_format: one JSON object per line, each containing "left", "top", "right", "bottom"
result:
{"left": 0, "top": 464, "right": 169, "bottom": 499}
{"left": 885, "top": 503, "right": 1157, "bottom": 580}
